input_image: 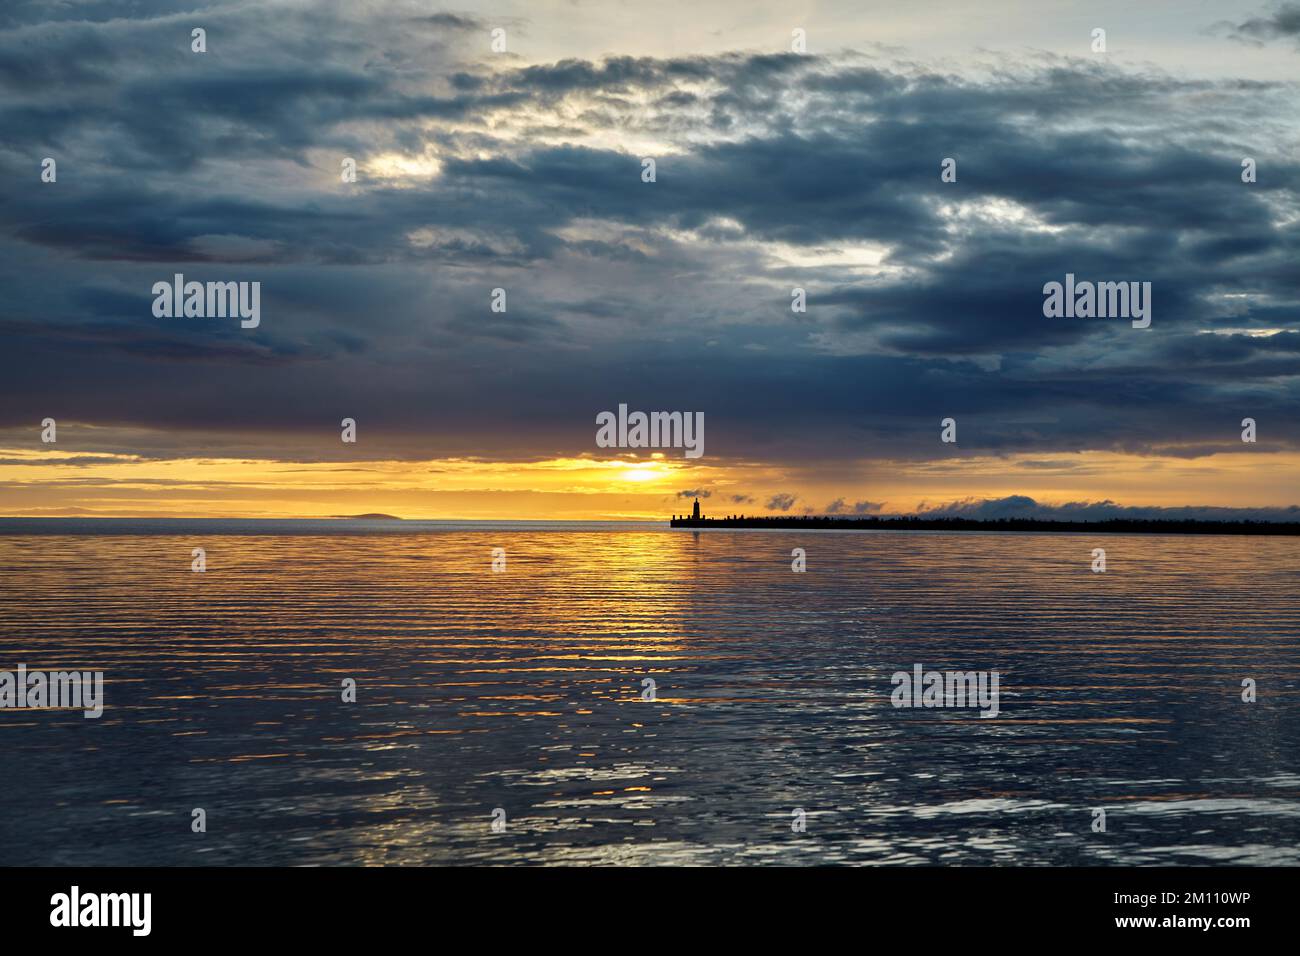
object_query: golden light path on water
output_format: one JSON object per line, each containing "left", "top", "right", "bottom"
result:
{"left": 1, "top": 526, "right": 1298, "bottom": 865}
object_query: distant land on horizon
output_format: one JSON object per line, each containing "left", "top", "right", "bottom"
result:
{"left": 670, "top": 514, "right": 1300, "bottom": 535}
{"left": 3, "top": 515, "right": 1300, "bottom": 536}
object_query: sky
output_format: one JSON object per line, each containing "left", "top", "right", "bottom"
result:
{"left": 2, "top": 0, "right": 1299, "bottom": 520}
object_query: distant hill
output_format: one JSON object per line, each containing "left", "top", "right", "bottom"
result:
{"left": 332, "top": 513, "right": 403, "bottom": 520}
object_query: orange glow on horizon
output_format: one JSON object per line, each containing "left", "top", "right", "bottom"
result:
{"left": 1, "top": 437, "right": 1298, "bottom": 520}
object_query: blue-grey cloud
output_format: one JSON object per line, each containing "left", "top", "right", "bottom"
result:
{"left": 1222, "top": 3, "right": 1300, "bottom": 44}
{"left": 915, "top": 495, "right": 1300, "bottom": 522}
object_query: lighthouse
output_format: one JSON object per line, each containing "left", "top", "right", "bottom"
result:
{"left": 692, "top": 497, "right": 701, "bottom": 519}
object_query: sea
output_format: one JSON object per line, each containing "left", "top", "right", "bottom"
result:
{"left": 1, "top": 519, "right": 1297, "bottom": 865}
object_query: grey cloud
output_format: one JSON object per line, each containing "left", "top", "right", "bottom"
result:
{"left": 914, "top": 495, "right": 1300, "bottom": 523}
{"left": 1222, "top": 4, "right": 1300, "bottom": 44}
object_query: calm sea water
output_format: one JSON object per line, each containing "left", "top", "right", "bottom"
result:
{"left": 1, "top": 521, "right": 1298, "bottom": 866}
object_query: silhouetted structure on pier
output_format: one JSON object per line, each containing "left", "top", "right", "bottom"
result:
{"left": 673, "top": 497, "right": 704, "bottom": 523}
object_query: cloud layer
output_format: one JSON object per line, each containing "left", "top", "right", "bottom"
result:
{"left": 1, "top": 1, "right": 1298, "bottom": 516}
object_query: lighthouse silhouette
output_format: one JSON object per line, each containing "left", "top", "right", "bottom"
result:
{"left": 692, "top": 497, "right": 701, "bottom": 519}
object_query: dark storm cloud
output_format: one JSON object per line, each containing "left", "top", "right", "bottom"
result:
{"left": 0, "top": 3, "right": 493, "bottom": 170}
{"left": 1, "top": 0, "right": 1298, "bottom": 467}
